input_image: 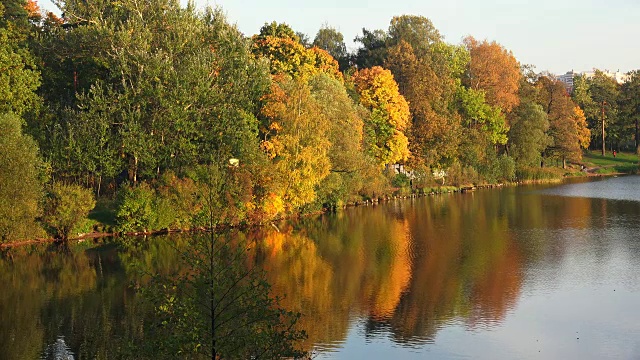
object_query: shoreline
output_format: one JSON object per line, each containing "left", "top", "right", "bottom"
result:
{"left": 0, "top": 172, "right": 631, "bottom": 251}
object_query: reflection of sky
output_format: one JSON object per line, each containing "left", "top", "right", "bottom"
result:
{"left": 539, "top": 175, "right": 640, "bottom": 202}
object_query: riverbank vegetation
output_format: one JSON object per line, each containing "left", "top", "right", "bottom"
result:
{"left": 2, "top": 0, "right": 640, "bottom": 244}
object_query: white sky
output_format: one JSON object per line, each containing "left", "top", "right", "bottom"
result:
{"left": 37, "top": 0, "right": 640, "bottom": 74}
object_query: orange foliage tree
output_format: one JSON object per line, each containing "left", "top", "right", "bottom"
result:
{"left": 536, "top": 76, "right": 590, "bottom": 165}
{"left": 464, "top": 36, "right": 521, "bottom": 115}
{"left": 385, "top": 41, "right": 462, "bottom": 167}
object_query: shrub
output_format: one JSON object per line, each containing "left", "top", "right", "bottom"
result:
{"left": 156, "top": 172, "right": 201, "bottom": 229}
{"left": 115, "top": 183, "right": 156, "bottom": 232}
{"left": 43, "top": 182, "right": 97, "bottom": 239}
{"left": 447, "top": 162, "right": 480, "bottom": 186}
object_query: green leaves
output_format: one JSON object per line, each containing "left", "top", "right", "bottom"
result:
{"left": 0, "top": 28, "right": 40, "bottom": 116}
{"left": 0, "top": 113, "right": 44, "bottom": 242}
{"left": 42, "top": 182, "right": 96, "bottom": 239}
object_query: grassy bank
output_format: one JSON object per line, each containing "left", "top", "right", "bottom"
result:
{"left": 582, "top": 150, "right": 640, "bottom": 175}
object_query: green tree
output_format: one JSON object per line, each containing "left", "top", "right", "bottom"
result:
{"left": 573, "top": 70, "right": 621, "bottom": 154}
{"left": 0, "top": 113, "right": 44, "bottom": 243}
{"left": 508, "top": 101, "right": 550, "bottom": 168}
{"left": 456, "top": 85, "right": 508, "bottom": 146}
{"left": 48, "top": 2, "right": 269, "bottom": 188}
{"left": 42, "top": 182, "right": 96, "bottom": 239}
{"left": 313, "top": 24, "right": 348, "bottom": 69}
{"left": 353, "top": 28, "right": 389, "bottom": 69}
{"left": 388, "top": 15, "right": 442, "bottom": 58}
{"left": 619, "top": 70, "right": 640, "bottom": 151}
{"left": 0, "top": 4, "right": 40, "bottom": 117}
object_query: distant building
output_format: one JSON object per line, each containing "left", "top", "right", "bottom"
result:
{"left": 555, "top": 69, "right": 630, "bottom": 93}
{"left": 556, "top": 71, "right": 577, "bottom": 92}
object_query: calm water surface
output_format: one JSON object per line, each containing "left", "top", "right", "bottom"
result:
{"left": 2, "top": 176, "right": 640, "bottom": 359}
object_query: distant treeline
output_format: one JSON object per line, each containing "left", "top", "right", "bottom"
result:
{"left": 1, "top": 0, "right": 639, "bottom": 242}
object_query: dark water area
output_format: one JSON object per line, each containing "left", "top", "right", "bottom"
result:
{"left": 2, "top": 176, "right": 640, "bottom": 359}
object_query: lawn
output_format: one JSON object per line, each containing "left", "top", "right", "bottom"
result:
{"left": 582, "top": 150, "right": 639, "bottom": 174}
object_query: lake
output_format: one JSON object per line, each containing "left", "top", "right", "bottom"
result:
{"left": 2, "top": 176, "right": 640, "bottom": 359}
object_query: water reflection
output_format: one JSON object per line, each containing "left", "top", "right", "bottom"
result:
{"left": 0, "top": 176, "right": 639, "bottom": 359}
{"left": 41, "top": 336, "right": 74, "bottom": 360}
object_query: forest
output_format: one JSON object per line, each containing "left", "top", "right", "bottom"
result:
{"left": 2, "top": 0, "right": 640, "bottom": 243}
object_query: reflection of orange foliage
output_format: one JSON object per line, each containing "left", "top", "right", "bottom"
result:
{"left": 469, "top": 243, "right": 522, "bottom": 325}
{"left": 256, "top": 230, "right": 343, "bottom": 352}
{"left": 367, "top": 220, "right": 412, "bottom": 319}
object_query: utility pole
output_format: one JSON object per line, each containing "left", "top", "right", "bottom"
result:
{"left": 602, "top": 100, "right": 606, "bottom": 156}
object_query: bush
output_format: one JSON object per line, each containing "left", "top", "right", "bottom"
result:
{"left": 43, "top": 182, "right": 97, "bottom": 239}
{"left": 156, "top": 172, "right": 201, "bottom": 229}
{"left": 388, "top": 173, "right": 410, "bottom": 196}
{"left": 446, "top": 162, "right": 480, "bottom": 186}
{"left": 115, "top": 183, "right": 156, "bottom": 233}
{"left": 477, "top": 154, "right": 515, "bottom": 184}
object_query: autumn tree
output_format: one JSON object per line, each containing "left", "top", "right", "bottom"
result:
{"left": 351, "top": 66, "right": 411, "bottom": 166}
{"left": 260, "top": 75, "right": 332, "bottom": 213}
{"left": 313, "top": 24, "right": 348, "bottom": 70}
{"left": 535, "top": 76, "right": 589, "bottom": 166}
{"left": 252, "top": 22, "right": 314, "bottom": 77}
{"left": 385, "top": 41, "right": 461, "bottom": 167}
{"left": 463, "top": 37, "right": 521, "bottom": 114}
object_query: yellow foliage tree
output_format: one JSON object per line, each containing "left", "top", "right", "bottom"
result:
{"left": 574, "top": 106, "right": 591, "bottom": 150}
{"left": 260, "top": 75, "right": 331, "bottom": 213}
{"left": 351, "top": 66, "right": 411, "bottom": 165}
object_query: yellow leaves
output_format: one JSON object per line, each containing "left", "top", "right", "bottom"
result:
{"left": 308, "top": 47, "right": 343, "bottom": 83}
{"left": 252, "top": 33, "right": 344, "bottom": 82}
{"left": 259, "top": 76, "right": 332, "bottom": 212}
{"left": 262, "top": 193, "right": 285, "bottom": 219}
{"left": 574, "top": 106, "right": 591, "bottom": 149}
{"left": 260, "top": 139, "right": 282, "bottom": 160}
{"left": 268, "top": 121, "right": 282, "bottom": 132}
{"left": 351, "top": 66, "right": 411, "bottom": 164}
